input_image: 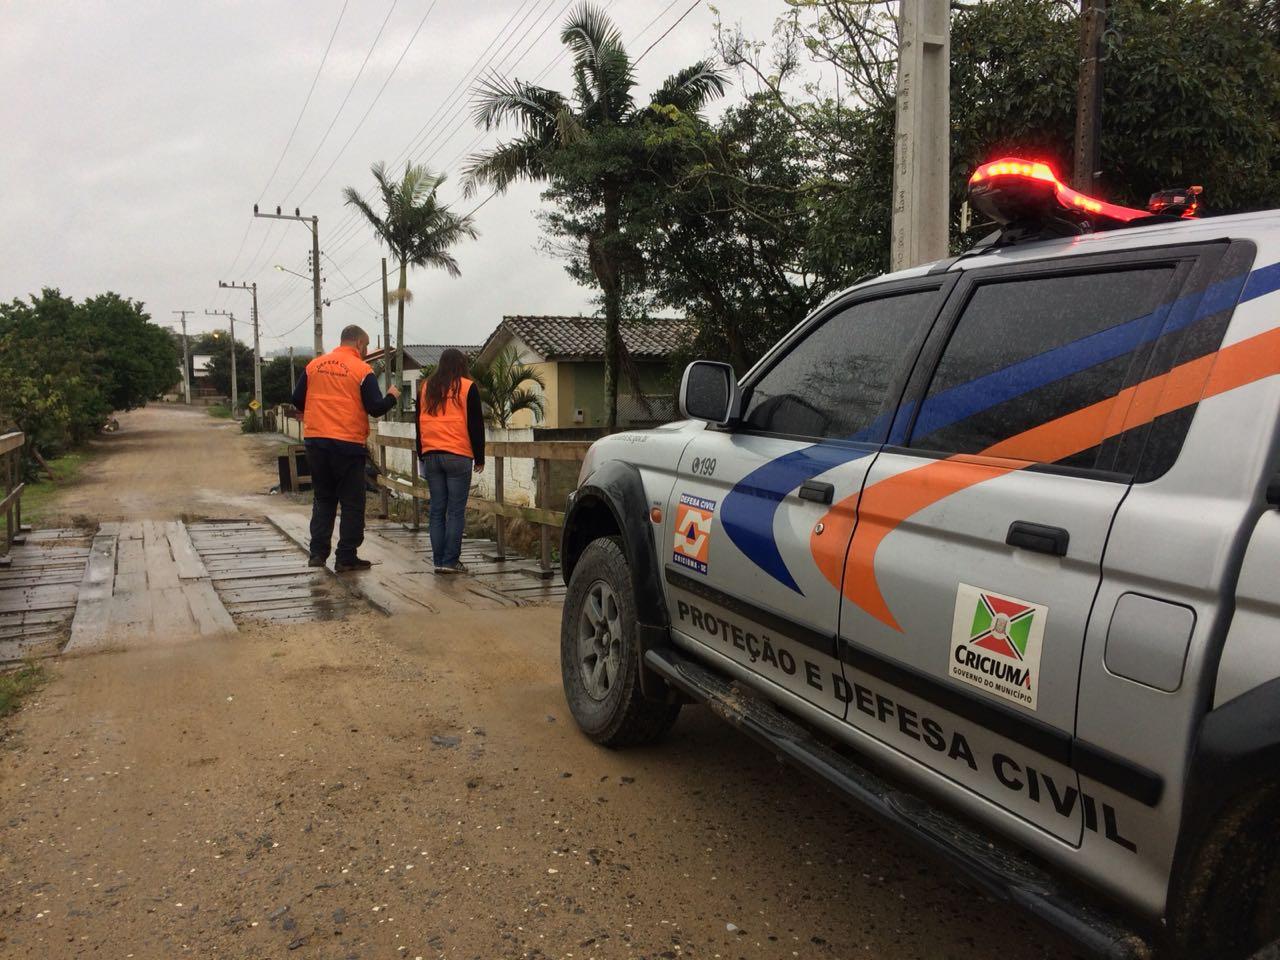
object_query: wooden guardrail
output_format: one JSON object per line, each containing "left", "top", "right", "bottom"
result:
{"left": 372, "top": 434, "right": 593, "bottom": 576}
{"left": 0, "top": 432, "right": 27, "bottom": 565}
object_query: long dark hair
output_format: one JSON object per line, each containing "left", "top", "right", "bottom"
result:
{"left": 422, "top": 348, "right": 469, "bottom": 415}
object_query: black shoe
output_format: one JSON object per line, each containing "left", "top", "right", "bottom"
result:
{"left": 334, "top": 557, "right": 373, "bottom": 572}
{"left": 440, "top": 561, "right": 468, "bottom": 575}
{"left": 307, "top": 555, "right": 327, "bottom": 568}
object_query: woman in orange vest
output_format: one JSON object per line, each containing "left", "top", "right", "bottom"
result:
{"left": 415, "top": 348, "right": 485, "bottom": 573}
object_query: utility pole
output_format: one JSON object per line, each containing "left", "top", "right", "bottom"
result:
{"left": 890, "top": 0, "right": 951, "bottom": 270}
{"left": 218, "top": 281, "right": 263, "bottom": 410}
{"left": 381, "top": 257, "right": 392, "bottom": 394}
{"left": 1073, "top": 0, "right": 1107, "bottom": 192}
{"left": 205, "top": 309, "right": 238, "bottom": 416}
{"left": 253, "top": 205, "right": 323, "bottom": 355}
{"left": 288, "top": 346, "right": 296, "bottom": 394}
{"left": 171, "top": 310, "right": 193, "bottom": 405}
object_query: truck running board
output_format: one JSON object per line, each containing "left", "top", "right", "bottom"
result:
{"left": 644, "top": 646, "right": 1153, "bottom": 960}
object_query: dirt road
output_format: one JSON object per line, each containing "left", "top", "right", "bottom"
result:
{"left": 0, "top": 406, "right": 1080, "bottom": 959}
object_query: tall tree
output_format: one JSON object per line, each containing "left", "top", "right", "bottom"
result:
{"left": 721, "top": 0, "right": 1280, "bottom": 257}
{"left": 639, "top": 95, "right": 859, "bottom": 371}
{"left": 463, "top": 2, "right": 726, "bottom": 430}
{"left": 344, "top": 163, "right": 477, "bottom": 411}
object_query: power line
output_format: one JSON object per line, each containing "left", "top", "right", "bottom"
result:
{"left": 322, "top": 250, "right": 381, "bottom": 314}
{"left": 271, "top": 309, "right": 322, "bottom": 340}
{"left": 412, "top": 0, "right": 575, "bottom": 171}
{"left": 275, "top": 0, "right": 401, "bottom": 207}
{"left": 257, "top": 0, "right": 351, "bottom": 204}
{"left": 321, "top": 0, "right": 556, "bottom": 253}
{"left": 322, "top": 0, "right": 578, "bottom": 263}
{"left": 237, "top": 0, "right": 402, "bottom": 292}
{"left": 296, "top": 0, "right": 445, "bottom": 206}
{"left": 219, "top": 219, "right": 255, "bottom": 297}
{"left": 324, "top": 0, "right": 670, "bottom": 294}
{"left": 401, "top": 0, "right": 559, "bottom": 169}
{"left": 634, "top": 0, "right": 703, "bottom": 66}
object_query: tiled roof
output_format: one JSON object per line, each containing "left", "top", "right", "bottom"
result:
{"left": 402, "top": 344, "right": 482, "bottom": 366}
{"left": 366, "top": 344, "right": 480, "bottom": 368}
{"left": 486, "top": 315, "right": 691, "bottom": 361}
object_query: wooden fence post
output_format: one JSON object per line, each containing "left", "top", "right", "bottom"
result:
{"left": 494, "top": 455, "right": 506, "bottom": 561}
{"left": 411, "top": 470, "right": 421, "bottom": 531}
{"left": 536, "top": 456, "right": 553, "bottom": 578}
{"left": 378, "top": 440, "right": 389, "bottom": 520}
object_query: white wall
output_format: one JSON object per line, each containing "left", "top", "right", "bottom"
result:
{"left": 375, "top": 421, "right": 537, "bottom": 506}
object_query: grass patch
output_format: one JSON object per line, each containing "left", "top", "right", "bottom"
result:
{"left": 207, "top": 404, "right": 233, "bottom": 419}
{"left": 0, "top": 660, "right": 46, "bottom": 718}
{"left": 19, "top": 450, "right": 89, "bottom": 524}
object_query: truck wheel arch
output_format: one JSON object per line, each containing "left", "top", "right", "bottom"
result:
{"left": 1167, "top": 678, "right": 1280, "bottom": 957}
{"left": 562, "top": 460, "right": 667, "bottom": 624}
{"left": 562, "top": 460, "right": 673, "bottom": 700}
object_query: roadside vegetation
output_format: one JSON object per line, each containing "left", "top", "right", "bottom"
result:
{"left": 207, "top": 403, "right": 233, "bottom": 419}
{"left": 0, "top": 660, "right": 46, "bottom": 718}
{"left": 454, "top": 0, "right": 1280, "bottom": 411}
{"left": 0, "top": 289, "right": 179, "bottom": 474}
{"left": 17, "top": 450, "right": 89, "bottom": 524}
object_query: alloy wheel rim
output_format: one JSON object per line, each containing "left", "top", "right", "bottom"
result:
{"left": 577, "top": 580, "right": 623, "bottom": 701}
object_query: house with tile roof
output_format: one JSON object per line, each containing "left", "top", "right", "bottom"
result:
{"left": 475, "top": 315, "right": 692, "bottom": 429}
{"left": 363, "top": 343, "right": 482, "bottom": 393}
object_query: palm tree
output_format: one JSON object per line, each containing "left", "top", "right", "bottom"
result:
{"left": 343, "top": 162, "right": 477, "bottom": 409}
{"left": 472, "top": 346, "right": 547, "bottom": 429}
{"left": 463, "top": 2, "right": 725, "bottom": 430}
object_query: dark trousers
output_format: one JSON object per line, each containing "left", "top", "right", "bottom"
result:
{"left": 305, "top": 442, "right": 366, "bottom": 562}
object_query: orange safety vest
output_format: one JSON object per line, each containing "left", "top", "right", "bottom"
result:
{"left": 418, "top": 376, "right": 474, "bottom": 458}
{"left": 302, "top": 345, "right": 373, "bottom": 444}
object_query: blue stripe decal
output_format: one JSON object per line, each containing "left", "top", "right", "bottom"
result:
{"left": 721, "top": 261, "right": 1280, "bottom": 592}
{"left": 1242, "top": 261, "right": 1280, "bottom": 304}
{"left": 719, "top": 442, "right": 879, "bottom": 594}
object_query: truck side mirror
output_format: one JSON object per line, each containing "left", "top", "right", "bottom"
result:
{"left": 679, "top": 361, "right": 741, "bottom": 426}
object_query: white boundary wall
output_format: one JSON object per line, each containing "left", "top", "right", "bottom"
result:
{"left": 375, "top": 421, "right": 536, "bottom": 506}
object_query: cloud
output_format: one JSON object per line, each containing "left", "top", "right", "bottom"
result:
{"left": 1, "top": 0, "right": 779, "bottom": 347}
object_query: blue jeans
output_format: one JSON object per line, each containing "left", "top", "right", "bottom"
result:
{"left": 420, "top": 452, "right": 472, "bottom": 567}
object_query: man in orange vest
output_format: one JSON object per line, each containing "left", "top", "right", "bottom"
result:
{"left": 290, "top": 325, "right": 399, "bottom": 571}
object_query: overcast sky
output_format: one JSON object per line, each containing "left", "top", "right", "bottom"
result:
{"left": 1, "top": 0, "right": 785, "bottom": 354}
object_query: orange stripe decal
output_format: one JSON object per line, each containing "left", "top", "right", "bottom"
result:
{"left": 821, "top": 326, "right": 1280, "bottom": 630}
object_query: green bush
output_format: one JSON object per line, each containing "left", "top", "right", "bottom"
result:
{"left": 0, "top": 289, "right": 179, "bottom": 460}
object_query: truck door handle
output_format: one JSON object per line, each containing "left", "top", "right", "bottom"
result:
{"left": 798, "top": 480, "right": 834, "bottom": 504}
{"left": 1006, "top": 521, "right": 1070, "bottom": 557}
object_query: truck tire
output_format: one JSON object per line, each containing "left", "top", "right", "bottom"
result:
{"left": 1169, "top": 786, "right": 1280, "bottom": 959}
{"left": 560, "top": 537, "right": 680, "bottom": 747}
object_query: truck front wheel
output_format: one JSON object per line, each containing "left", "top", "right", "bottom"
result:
{"left": 560, "top": 537, "right": 680, "bottom": 747}
{"left": 1169, "top": 786, "right": 1280, "bottom": 959}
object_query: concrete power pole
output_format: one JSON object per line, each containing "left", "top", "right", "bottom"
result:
{"left": 218, "top": 281, "right": 263, "bottom": 410}
{"left": 890, "top": 0, "right": 951, "bottom": 271}
{"left": 288, "top": 346, "right": 296, "bottom": 394}
{"left": 1073, "top": 0, "right": 1107, "bottom": 191}
{"left": 205, "top": 309, "right": 237, "bottom": 415}
{"left": 381, "top": 258, "right": 392, "bottom": 394}
{"left": 171, "top": 310, "right": 193, "bottom": 405}
{"left": 253, "top": 205, "right": 323, "bottom": 355}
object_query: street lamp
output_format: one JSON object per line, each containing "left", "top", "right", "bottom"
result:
{"left": 274, "top": 264, "right": 312, "bottom": 282}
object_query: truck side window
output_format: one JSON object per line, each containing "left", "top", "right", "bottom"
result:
{"left": 910, "top": 267, "right": 1176, "bottom": 470}
{"left": 742, "top": 290, "right": 939, "bottom": 441}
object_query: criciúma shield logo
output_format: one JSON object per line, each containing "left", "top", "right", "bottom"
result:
{"left": 949, "top": 584, "right": 1047, "bottom": 710}
{"left": 970, "top": 592, "right": 1035, "bottom": 660}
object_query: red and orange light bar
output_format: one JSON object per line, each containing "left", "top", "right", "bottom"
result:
{"left": 969, "top": 157, "right": 1149, "bottom": 224}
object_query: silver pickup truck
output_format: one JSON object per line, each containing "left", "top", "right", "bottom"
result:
{"left": 557, "top": 160, "right": 1280, "bottom": 959}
